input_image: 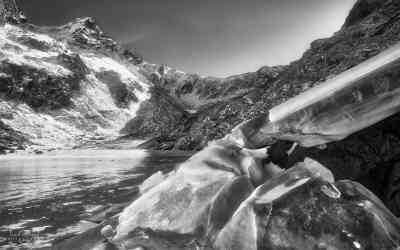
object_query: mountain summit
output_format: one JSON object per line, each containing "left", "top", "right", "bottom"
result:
{"left": 0, "top": 0, "right": 26, "bottom": 24}
{"left": 0, "top": 14, "right": 151, "bottom": 150}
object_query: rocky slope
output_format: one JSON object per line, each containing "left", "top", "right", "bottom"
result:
{"left": 124, "top": 63, "right": 286, "bottom": 150}
{"left": 125, "top": 0, "right": 400, "bottom": 151}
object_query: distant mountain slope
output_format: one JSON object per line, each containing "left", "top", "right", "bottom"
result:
{"left": 125, "top": 0, "right": 400, "bottom": 151}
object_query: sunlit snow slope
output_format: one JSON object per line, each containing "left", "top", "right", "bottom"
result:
{"left": 0, "top": 21, "right": 150, "bottom": 149}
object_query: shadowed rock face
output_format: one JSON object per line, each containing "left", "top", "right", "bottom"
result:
{"left": 343, "top": 0, "right": 389, "bottom": 28}
{"left": 121, "top": 86, "right": 189, "bottom": 147}
{"left": 0, "top": 61, "right": 81, "bottom": 110}
{"left": 0, "top": 120, "right": 27, "bottom": 152}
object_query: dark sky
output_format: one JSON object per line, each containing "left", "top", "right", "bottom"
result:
{"left": 19, "top": 0, "right": 356, "bottom": 77}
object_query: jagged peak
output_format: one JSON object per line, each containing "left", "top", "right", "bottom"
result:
{"left": 65, "top": 17, "right": 104, "bottom": 35}
{"left": 0, "top": 0, "right": 26, "bottom": 24}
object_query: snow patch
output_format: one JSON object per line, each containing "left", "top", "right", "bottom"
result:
{"left": 0, "top": 24, "right": 71, "bottom": 76}
{"left": 0, "top": 101, "right": 88, "bottom": 148}
{"left": 79, "top": 54, "right": 150, "bottom": 131}
{"left": 82, "top": 54, "right": 141, "bottom": 82}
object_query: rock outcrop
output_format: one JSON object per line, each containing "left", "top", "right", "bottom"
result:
{"left": 0, "top": 120, "right": 27, "bottom": 152}
{"left": 121, "top": 86, "right": 190, "bottom": 150}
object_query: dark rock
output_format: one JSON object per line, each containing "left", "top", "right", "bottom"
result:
{"left": 122, "top": 49, "right": 143, "bottom": 65}
{"left": 343, "top": 0, "right": 389, "bottom": 28}
{"left": 95, "top": 71, "right": 139, "bottom": 108}
{"left": 0, "top": 112, "right": 13, "bottom": 119}
{"left": 0, "top": 120, "right": 28, "bottom": 151}
{"left": 14, "top": 35, "right": 51, "bottom": 51}
{"left": 173, "top": 135, "right": 202, "bottom": 151}
{"left": 70, "top": 17, "right": 118, "bottom": 52}
{"left": 57, "top": 53, "right": 89, "bottom": 80}
{"left": 121, "top": 86, "right": 189, "bottom": 141}
{"left": 0, "top": 62, "right": 80, "bottom": 110}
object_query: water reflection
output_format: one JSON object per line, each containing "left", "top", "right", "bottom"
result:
{"left": 0, "top": 149, "right": 163, "bottom": 249}
{"left": 0, "top": 150, "right": 148, "bottom": 207}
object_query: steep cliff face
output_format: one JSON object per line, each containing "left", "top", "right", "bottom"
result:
{"left": 343, "top": 0, "right": 389, "bottom": 28}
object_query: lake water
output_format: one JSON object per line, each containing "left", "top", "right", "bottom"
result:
{"left": 0, "top": 149, "right": 192, "bottom": 249}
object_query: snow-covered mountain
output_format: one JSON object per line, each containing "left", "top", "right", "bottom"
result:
{"left": 0, "top": 15, "right": 151, "bottom": 150}
{"left": 0, "top": 0, "right": 282, "bottom": 152}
